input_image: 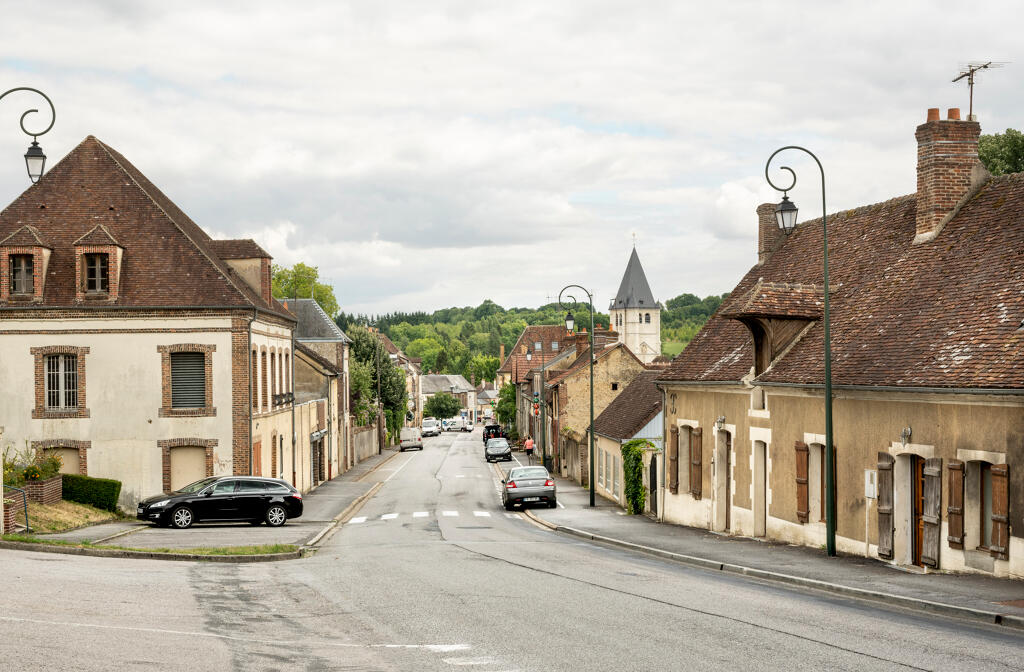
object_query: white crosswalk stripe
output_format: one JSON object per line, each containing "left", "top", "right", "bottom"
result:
{"left": 381, "top": 513, "right": 398, "bottom": 520}
{"left": 442, "top": 511, "right": 459, "bottom": 517}
{"left": 413, "top": 511, "right": 429, "bottom": 517}
{"left": 345, "top": 510, "right": 529, "bottom": 524}
{"left": 473, "top": 511, "right": 490, "bottom": 517}
{"left": 349, "top": 516, "right": 367, "bottom": 524}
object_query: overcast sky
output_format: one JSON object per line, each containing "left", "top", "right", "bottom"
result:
{"left": 0, "top": 1, "right": 1019, "bottom": 315}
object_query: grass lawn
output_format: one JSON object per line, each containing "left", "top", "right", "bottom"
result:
{"left": 1, "top": 534, "right": 297, "bottom": 556}
{"left": 662, "top": 341, "right": 688, "bottom": 357}
{"left": 5, "top": 499, "right": 120, "bottom": 533}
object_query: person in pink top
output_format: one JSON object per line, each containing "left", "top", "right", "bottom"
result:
{"left": 524, "top": 436, "right": 535, "bottom": 463}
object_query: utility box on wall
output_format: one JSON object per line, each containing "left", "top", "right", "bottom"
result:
{"left": 864, "top": 469, "right": 878, "bottom": 499}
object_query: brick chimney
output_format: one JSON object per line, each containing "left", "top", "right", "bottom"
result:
{"left": 575, "top": 329, "right": 590, "bottom": 355}
{"left": 499, "top": 344, "right": 505, "bottom": 364}
{"left": 757, "top": 202, "right": 784, "bottom": 264}
{"left": 914, "top": 107, "right": 986, "bottom": 243}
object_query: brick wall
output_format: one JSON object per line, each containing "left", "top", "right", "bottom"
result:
{"left": 232, "top": 317, "right": 251, "bottom": 476}
{"left": 24, "top": 476, "right": 62, "bottom": 505}
{"left": 915, "top": 108, "right": 981, "bottom": 241}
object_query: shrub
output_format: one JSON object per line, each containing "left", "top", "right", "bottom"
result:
{"left": 621, "top": 439, "right": 652, "bottom": 514}
{"left": 62, "top": 474, "right": 122, "bottom": 512}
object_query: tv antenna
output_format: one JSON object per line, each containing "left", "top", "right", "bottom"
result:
{"left": 952, "top": 61, "right": 1007, "bottom": 120}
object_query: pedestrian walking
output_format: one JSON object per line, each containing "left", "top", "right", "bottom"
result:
{"left": 524, "top": 435, "right": 535, "bottom": 464}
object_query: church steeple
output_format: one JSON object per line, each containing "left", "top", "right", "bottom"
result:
{"left": 611, "top": 247, "right": 657, "bottom": 310}
{"left": 609, "top": 248, "right": 661, "bottom": 364}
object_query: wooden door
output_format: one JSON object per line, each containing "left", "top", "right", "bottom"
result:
{"left": 252, "top": 439, "right": 262, "bottom": 476}
{"left": 922, "top": 458, "right": 942, "bottom": 568}
{"left": 649, "top": 456, "right": 658, "bottom": 516}
{"left": 912, "top": 456, "right": 924, "bottom": 566}
{"left": 725, "top": 432, "right": 732, "bottom": 531}
{"left": 877, "top": 452, "right": 894, "bottom": 559}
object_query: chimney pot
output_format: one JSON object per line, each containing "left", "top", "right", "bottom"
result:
{"left": 947, "top": 108, "right": 961, "bottom": 121}
{"left": 927, "top": 108, "right": 940, "bottom": 122}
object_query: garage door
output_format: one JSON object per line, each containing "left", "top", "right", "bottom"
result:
{"left": 170, "top": 446, "right": 206, "bottom": 491}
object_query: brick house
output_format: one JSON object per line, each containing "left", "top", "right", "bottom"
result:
{"left": 497, "top": 324, "right": 573, "bottom": 438}
{"left": 0, "top": 136, "right": 333, "bottom": 505}
{"left": 657, "top": 108, "right": 1023, "bottom": 578}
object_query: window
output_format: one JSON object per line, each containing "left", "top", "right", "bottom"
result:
{"left": 252, "top": 350, "right": 259, "bottom": 409}
{"left": 271, "top": 352, "right": 277, "bottom": 405}
{"left": 551, "top": 341, "right": 558, "bottom": 351}
{"left": 534, "top": 341, "right": 542, "bottom": 351}
{"left": 45, "top": 354, "right": 78, "bottom": 409}
{"left": 611, "top": 382, "right": 618, "bottom": 391}
{"left": 170, "top": 352, "right": 206, "bottom": 408}
{"left": 237, "top": 480, "right": 268, "bottom": 493}
{"left": 645, "top": 313, "right": 651, "bottom": 323}
{"left": 9, "top": 254, "right": 33, "bottom": 294}
{"left": 981, "top": 463, "right": 994, "bottom": 549}
{"left": 211, "top": 480, "right": 237, "bottom": 495}
{"left": 598, "top": 449, "right": 605, "bottom": 486}
{"left": 83, "top": 253, "right": 109, "bottom": 292}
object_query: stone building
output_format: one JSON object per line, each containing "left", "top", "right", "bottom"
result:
{"left": 657, "top": 108, "right": 1023, "bottom": 578}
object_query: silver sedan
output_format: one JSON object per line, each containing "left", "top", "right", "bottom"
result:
{"left": 502, "top": 466, "right": 556, "bottom": 510}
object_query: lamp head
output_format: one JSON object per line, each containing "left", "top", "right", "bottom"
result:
{"left": 775, "top": 193, "right": 798, "bottom": 234}
{"left": 25, "top": 139, "right": 45, "bottom": 183}
{"left": 564, "top": 310, "right": 575, "bottom": 332}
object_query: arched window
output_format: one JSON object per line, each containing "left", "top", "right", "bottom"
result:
{"left": 645, "top": 313, "right": 651, "bottom": 323}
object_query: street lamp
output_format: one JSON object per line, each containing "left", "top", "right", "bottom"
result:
{"left": 765, "top": 145, "right": 836, "bottom": 557}
{"left": 0, "top": 88, "right": 55, "bottom": 183}
{"left": 559, "top": 285, "right": 596, "bottom": 507}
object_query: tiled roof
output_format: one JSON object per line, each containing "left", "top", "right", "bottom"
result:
{"left": 660, "top": 181, "right": 1024, "bottom": 389}
{"left": 593, "top": 369, "right": 663, "bottom": 440}
{"left": 375, "top": 331, "right": 401, "bottom": 355}
{"left": 73, "top": 223, "right": 121, "bottom": 247}
{"left": 0, "top": 224, "right": 52, "bottom": 248}
{"left": 610, "top": 248, "right": 658, "bottom": 309}
{"left": 209, "top": 238, "right": 271, "bottom": 259}
{"left": 290, "top": 298, "right": 350, "bottom": 342}
{"left": 546, "top": 342, "right": 640, "bottom": 387}
{"left": 295, "top": 341, "right": 342, "bottom": 375}
{"left": 497, "top": 324, "right": 573, "bottom": 383}
{"left": 0, "top": 136, "right": 294, "bottom": 320}
{"left": 422, "top": 374, "right": 474, "bottom": 395}
{"left": 719, "top": 280, "right": 824, "bottom": 319}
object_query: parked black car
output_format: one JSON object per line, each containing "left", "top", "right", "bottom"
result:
{"left": 483, "top": 424, "right": 506, "bottom": 445}
{"left": 136, "top": 476, "right": 303, "bottom": 529}
{"left": 485, "top": 438, "right": 513, "bottom": 462}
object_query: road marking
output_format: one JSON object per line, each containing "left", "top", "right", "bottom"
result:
{"left": 472, "top": 511, "right": 490, "bottom": 517}
{"left": 381, "top": 513, "right": 398, "bottom": 520}
{"left": 558, "top": 501, "right": 566, "bottom": 509}
{"left": 442, "top": 657, "right": 497, "bottom": 666}
{"left": 413, "top": 511, "right": 429, "bottom": 518}
{"left": 442, "top": 510, "right": 459, "bottom": 517}
{"left": 455, "top": 474, "right": 465, "bottom": 478}
{"left": 384, "top": 456, "right": 415, "bottom": 482}
{"left": 349, "top": 516, "right": 367, "bottom": 524}
{"left": 504, "top": 513, "right": 520, "bottom": 519}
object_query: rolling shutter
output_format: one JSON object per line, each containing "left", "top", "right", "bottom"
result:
{"left": 795, "top": 441, "right": 809, "bottom": 523}
{"left": 946, "top": 460, "right": 964, "bottom": 549}
{"left": 922, "top": 457, "right": 942, "bottom": 568}
{"left": 668, "top": 425, "right": 679, "bottom": 494}
{"left": 990, "top": 464, "right": 1009, "bottom": 560}
{"left": 689, "top": 427, "right": 702, "bottom": 500}
{"left": 877, "top": 452, "right": 895, "bottom": 560}
{"left": 170, "top": 352, "right": 206, "bottom": 408}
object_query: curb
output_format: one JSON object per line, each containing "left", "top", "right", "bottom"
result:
{"left": 0, "top": 540, "right": 301, "bottom": 563}
{"left": 302, "top": 481, "right": 385, "bottom": 551}
{"left": 93, "top": 524, "right": 149, "bottom": 545}
{"left": 523, "top": 511, "right": 1024, "bottom": 632}
{"left": 355, "top": 449, "right": 403, "bottom": 482}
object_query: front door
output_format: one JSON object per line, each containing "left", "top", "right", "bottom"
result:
{"left": 253, "top": 439, "right": 262, "bottom": 476}
{"left": 725, "top": 432, "right": 732, "bottom": 531}
{"left": 912, "top": 456, "right": 925, "bottom": 566}
{"left": 649, "top": 456, "right": 658, "bottom": 516}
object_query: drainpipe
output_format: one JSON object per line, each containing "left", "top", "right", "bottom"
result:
{"left": 291, "top": 328, "right": 297, "bottom": 488}
{"left": 248, "top": 308, "right": 257, "bottom": 476}
{"left": 327, "top": 372, "right": 334, "bottom": 480}
{"left": 660, "top": 387, "right": 667, "bottom": 523}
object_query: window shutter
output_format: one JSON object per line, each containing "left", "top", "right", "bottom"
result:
{"left": 668, "top": 425, "right": 679, "bottom": 494}
{"left": 921, "top": 457, "right": 942, "bottom": 568}
{"left": 170, "top": 352, "right": 206, "bottom": 408}
{"left": 946, "top": 460, "right": 965, "bottom": 549}
{"left": 795, "top": 441, "right": 809, "bottom": 523}
{"left": 877, "top": 452, "right": 895, "bottom": 560}
{"left": 990, "top": 464, "right": 1009, "bottom": 560}
{"left": 689, "top": 427, "right": 702, "bottom": 500}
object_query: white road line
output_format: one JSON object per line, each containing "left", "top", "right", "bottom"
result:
{"left": 504, "top": 513, "right": 520, "bottom": 519}
{"left": 558, "top": 501, "right": 566, "bottom": 509}
{"left": 413, "top": 511, "right": 429, "bottom": 518}
{"left": 384, "top": 456, "right": 415, "bottom": 482}
{"left": 472, "top": 511, "right": 490, "bottom": 517}
{"left": 442, "top": 657, "right": 497, "bottom": 666}
{"left": 381, "top": 513, "right": 398, "bottom": 520}
{"left": 456, "top": 474, "right": 465, "bottom": 478}
{"left": 349, "top": 516, "right": 367, "bottom": 524}
{"left": 442, "top": 510, "right": 459, "bottom": 517}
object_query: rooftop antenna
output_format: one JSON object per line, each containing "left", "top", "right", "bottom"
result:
{"left": 952, "top": 61, "right": 1007, "bottom": 120}
{"left": 631, "top": 231, "right": 637, "bottom": 248}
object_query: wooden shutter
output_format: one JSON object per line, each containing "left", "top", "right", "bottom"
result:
{"left": 921, "top": 457, "right": 942, "bottom": 568}
{"left": 946, "top": 460, "right": 965, "bottom": 548}
{"left": 668, "top": 425, "right": 679, "bottom": 494}
{"left": 689, "top": 427, "right": 702, "bottom": 500}
{"left": 877, "top": 452, "right": 895, "bottom": 559}
{"left": 795, "top": 441, "right": 809, "bottom": 523}
{"left": 170, "top": 352, "right": 206, "bottom": 408}
{"left": 990, "top": 464, "right": 1009, "bottom": 560}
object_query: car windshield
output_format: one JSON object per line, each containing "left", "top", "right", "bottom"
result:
{"left": 510, "top": 467, "right": 548, "bottom": 480}
{"left": 175, "top": 477, "right": 218, "bottom": 494}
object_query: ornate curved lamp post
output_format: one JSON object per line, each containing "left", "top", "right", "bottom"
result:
{"left": 765, "top": 146, "right": 835, "bottom": 557}
{"left": 559, "top": 284, "right": 596, "bottom": 507}
{"left": 0, "top": 87, "right": 56, "bottom": 183}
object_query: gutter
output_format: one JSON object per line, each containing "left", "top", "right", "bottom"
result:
{"left": 0, "top": 303, "right": 297, "bottom": 324}
{"left": 757, "top": 381, "right": 1024, "bottom": 396}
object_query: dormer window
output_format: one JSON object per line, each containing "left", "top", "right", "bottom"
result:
{"left": 10, "top": 254, "right": 33, "bottom": 294}
{"left": 84, "top": 253, "right": 109, "bottom": 293}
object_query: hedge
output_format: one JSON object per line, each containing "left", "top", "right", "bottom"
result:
{"left": 62, "top": 474, "right": 122, "bottom": 512}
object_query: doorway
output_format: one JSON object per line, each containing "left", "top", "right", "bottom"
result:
{"left": 649, "top": 455, "right": 658, "bottom": 516}
{"left": 753, "top": 441, "right": 766, "bottom": 537}
{"left": 713, "top": 430, "right": 732, "bottom": 532}
{"left": 912, "top": 455, "right": 925, "bottom": 567}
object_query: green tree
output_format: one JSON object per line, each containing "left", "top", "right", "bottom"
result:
{"left": 435, "top": 348, "right": 450, "bottom": 373}
{"left": 495, "top": 382, "right": 517, "bottom": 426}
{"left": 349, "top": 360, "right": 375, "bottom": 425}
{"left": 272, "top": 262, "right": 339, "bottom": 317}
{"left": 979, "top": 128, "right": 1024, "bottom": 176}
{"left": 466, "top": 355, "right": 500, "bottom": 384}
{"left": 424, "top": 392, "right": 461, "bottom": 420}
{"left": 406, "top": 337, "right": 442, "bottom": 372}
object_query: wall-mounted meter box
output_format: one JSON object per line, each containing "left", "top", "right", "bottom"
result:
{"left": 864, "top": 469, "right": 878, "bottom": 499}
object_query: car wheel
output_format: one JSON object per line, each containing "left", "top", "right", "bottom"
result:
{"left": 504, "top": 500, "right": 514, "bottom": 511}
{"left": 548, "top": 501, "right": 557, "bottom": 509}
{"left": 265, "top": 504, "right": 288, "bottom": 527}
{"left": 399, "top": 447, "right": 405, "bottom": 452}
{"left": 170, "top": 506, "right": 194, "bottom": 529}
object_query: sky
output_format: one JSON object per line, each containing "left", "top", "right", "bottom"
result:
{"left": 0, "top": 1, "right": 1019, "bottom": 315}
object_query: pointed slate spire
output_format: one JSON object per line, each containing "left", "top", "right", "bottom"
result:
{"left": 611, "top": 248, "right": 657, "bottom": 309}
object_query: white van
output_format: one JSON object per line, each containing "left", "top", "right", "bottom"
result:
{"left": 421, "top": 417, "right": 441, "bottom": 437}
{"left": 446, "top": 416, "right": 466, "bottom": 432}
{"left": 400, "top": 427, "right": 423, "bottom": 452}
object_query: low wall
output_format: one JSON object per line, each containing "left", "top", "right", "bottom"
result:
{"left": 25, "top": 476, "right": 62, "bottom": 505}
{"left": 353, "top": 423, "right": 379, "bottom": 464}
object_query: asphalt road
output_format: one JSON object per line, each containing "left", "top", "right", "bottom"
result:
{"left": 1, "top": 428, "right": 1021, "bottom": 671}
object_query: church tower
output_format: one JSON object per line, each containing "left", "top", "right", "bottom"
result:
{"left": 609, "top": 248, "right": 661, "bottom": 364}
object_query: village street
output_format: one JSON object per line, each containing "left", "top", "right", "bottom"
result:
{"left": 1, "top": 429, "right": 1020, "bottom": 672}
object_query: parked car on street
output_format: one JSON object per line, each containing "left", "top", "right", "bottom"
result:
{"left": 482, "top": 424, "right": 506, "bottom": 444}
{"left": 422, "top": 417, "right": 441, "bottom": 437}
{"left": 464, "top": 420, "right": 474, "bottom": 432}
{"left": 400, "top": 427, "right": 424, "bottom": 452}
{"left": 485, "top": 437, "right": 513, "bottom": 463}
{"left": 136, "top": 476, "right": 303, "bottom": 529}
{"left": 501, "top": 466, "right": 557, "bottom": 510}
{"left": 446, "top": 416, "right": 466, "bottom": 432}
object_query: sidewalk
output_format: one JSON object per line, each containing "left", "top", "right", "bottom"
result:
{"left": 39, "top": 447, "right": 400, "bottom": 551}
{"left": 529, "top": 474, "right": 1024, "bottom": 630}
